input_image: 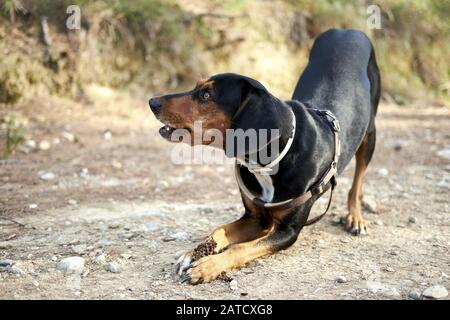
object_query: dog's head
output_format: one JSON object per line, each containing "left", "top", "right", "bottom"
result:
{"left": 149, "top": 73, "right": 282, "bottom": 156}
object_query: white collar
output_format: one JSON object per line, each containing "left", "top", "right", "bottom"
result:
{"left": 236, "top": 107, "right": 296, "bottom": 175}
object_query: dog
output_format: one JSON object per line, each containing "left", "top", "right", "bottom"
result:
{"left": 149, "top": 29, "right": 380, "bottom": 284}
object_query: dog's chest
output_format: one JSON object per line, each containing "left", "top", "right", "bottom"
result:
{"left": 253, "top": 173, "right": 274, "bottom": 202}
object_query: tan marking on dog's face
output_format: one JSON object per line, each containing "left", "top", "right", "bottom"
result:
{"left": 157, "top": 80, "right": 231, "bottom": 146}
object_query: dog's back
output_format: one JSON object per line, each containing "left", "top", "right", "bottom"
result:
{"left": 292, "top": 28, "right": 380, "bottom": 170}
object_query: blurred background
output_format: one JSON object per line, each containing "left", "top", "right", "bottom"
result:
{"left": 0, "top": 0, "right": 449, "bottom": 300}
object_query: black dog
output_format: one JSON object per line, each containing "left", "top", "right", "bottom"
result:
{"left": 149, "top": 29, "right": 380, "bottom": 284}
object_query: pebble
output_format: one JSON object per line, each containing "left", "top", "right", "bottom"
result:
{"left": 105, "top": 262, "right": 120, "bottom": 273}
{"left": 373, "top": 220, "right": 383, "bottom": 226}
{"left": 383, "top": 266, "right": 395, "bottom": 272}
{"left": 39, "top": 140, "right": 51, "bottom": 151}
{"left": 29, "top": 203, "right": 38, "bottom": 209}
{"left": 340, "top": 238, "right": 350, "bottom": 243}
{"left": 229, "top": 279, "right": 238, "bottom": 291}
{"left": 56, "top": 256, "right": 85, "bottom": 274}
{"left": 408, "top": 291, "right": 422, "bottom": 300}
{"left": 25, "top": 139, "right": 36, "bottom": 149}
{"left": 6, "top": 265, "right": 24, "bottom": 275}
{"left": 362, "top": 196, "right": 377, "bottom": 213}
{"left": 335, "top": 276, "right": 347, "bottom": 283}
{"left": 377, "top": 168, "right": 389, "bottom": 177}
{"left": 68, "top": 199, "right": 78, "bottom": 205}
{"left": 155, "top": 180, "right": 169, "bottom": 191}
{"left": 408, "top": 216, "right": 417, "bottom": 223}
{"left": 103, "top": 130, "right": 112, "bottom": 140}
{"left": 0, "top": 259, "right": 13, "bottom": 267}
{"left": 422, "top": 285, "right": 448, "bottom": 299}
{"left": 171, "top": 231, "right": 188, "bottom": 241}
{"left": 331, "top": 216, "right": 341, "bottom": 225}
{"left": 143, "top": 223, "right": 159, "bottom": 232}
{"left": 436, "top": 148, "right": 450, "bottom": 160}
{"left": 39, "top": 172, "right": 56, "bottom": 181}
{"left": 93, "top": 253, "right": 107, "bottom": 265}
{"left": 108, "top": 222, "right": 121, "bottom": 229}
{"left": 62, "top": 131, "right": 75, "bottom": 142}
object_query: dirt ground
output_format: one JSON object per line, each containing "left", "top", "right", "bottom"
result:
{"left": 0, "top": 88, "right": 449, "bottom": 299}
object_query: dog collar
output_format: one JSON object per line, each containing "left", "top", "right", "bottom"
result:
{"left": 235, "top": 108, "right": 341, "bottom": 225}
{"left": 236, "top": 106, "right": 296, "bottom": 175}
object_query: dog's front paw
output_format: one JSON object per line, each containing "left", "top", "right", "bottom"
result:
{"left": 175, "top": 250, "right": 195, "bottom": 276}
{"left": 341, "top": 214, "right": 367, "bottom": 235}
{"left": 181, "top": 255, "right": 229, "bottom": 284}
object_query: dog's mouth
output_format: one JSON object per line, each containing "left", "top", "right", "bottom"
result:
{"left": 158, "top": 123, "right": 191, "bottom": 142}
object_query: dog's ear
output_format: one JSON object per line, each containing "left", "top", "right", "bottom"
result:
{"left": 225, "top": 77, "right": 281, "bottom": 158}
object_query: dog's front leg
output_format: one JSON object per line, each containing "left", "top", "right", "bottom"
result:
{"left": 175, "top": 214, "right": 272, "bottom": 276}
{"left": 180, "top": 224, "right": 299, "bottom": 284}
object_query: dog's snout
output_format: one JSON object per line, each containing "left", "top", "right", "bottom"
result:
{"left": 149, "top": 98, "right": 162, "bottom": 112}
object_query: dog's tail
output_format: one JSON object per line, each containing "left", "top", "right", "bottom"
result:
{"left": 367, "top": 45, "right": 381, "bottom": 116}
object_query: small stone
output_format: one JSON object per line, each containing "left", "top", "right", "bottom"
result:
{"left": 331, "top": 216, "right": 341, "bottom": 225}
{"left": 93, "top": 253, "right": 107, "bottom": 265}
{"left": 229, "top": 279, "right": 238, "bottom": 291}
{"left": 52, "top": 138, "right": 60, "bottom": 145}
{"left": 336, "top": 276, "right": 347, "bottom": 283}
{"left": 97, "top": 239, "right": 112, "bottom": 246}
{"left": 143, "top": 223, "right": 159, "bottom": 232}
{"left": 383, "top": 266, "right": 395, "bottom": 272}
{"left": 422, "top": 285, "right": 448, "bottom": 299}
{"left": 340, "top": 238, "right": 350, "bottom": 243}
{"left": 25, "top": 139, "right": 37, "bottom": 149}
{"left": 105, "top": 262, "right": 120, "bottom": 273}
{"left": 373, "top": 220, "right": 383, "bottom": 226}
{"left": 377, "top": 168, "right": 389, "bottom": 177}
{"left": 39, "top": 172, "right": 56, "bottom": 181}
{"left": 68, "top": 199, "right": 77, "bottom": 205}
{"left": 103, "top": 130, "right": 112, "bottom": 140}
{"left": 120, "top": 254, "right": 132, "bottom": 260}
{"left": 6, "top": 265, "right": 24, "bottom": 275}
{"left": 155, "top": 180, "right": 169, "bottom": 191}
{"left": 108, "top": 222, "right": 121, "bottom": 229}
{"left": 79, "top": 168, "right": 89, "bottom": 179}
{"left": 437, "top": 148, "right": 450, "bottom": 160}
{"left": 362, "top": 196, "right": 377, "bottom": 213}
{"left": 408, "top": 291, "right": 422, "bottom": 300}
{"left": 0, "top": 259, "right": 13, "bottom": 267}
{"left": 56, "top": 257, "right": 85, "bottom": 274}
{"left": 51, "top": 256, "right": 58, "bottom": 262}
{"left": 62, "top": 131, "right": 75, "bottom": 142}
{"left": 111, "top": 160, "right": 122, "bottom": 169}
{"left": 408, "top": 216, "right": 417, "bottom": 223}
{"left": 38, "top": 140, "right": 51, "bottom": 151}
{"left": 171, "top": 231, "right": 188, "bottom": 241}
{"left": 29, "top": 203, "right": 38, "bottom": 209}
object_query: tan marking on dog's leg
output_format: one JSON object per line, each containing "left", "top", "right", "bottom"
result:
{"left": 345, "top": 136, "right": 368, "bottom": 235}
{"left": 187, "top": 233, "right": 277, "bottom": 283}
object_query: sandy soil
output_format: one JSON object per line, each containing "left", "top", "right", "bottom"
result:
{"left": 0, "top": 89, "right": 449, "bottom": 299}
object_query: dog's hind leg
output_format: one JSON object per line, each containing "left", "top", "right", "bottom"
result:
{"left": 344, "top": 129, "right": 376, "bottom": 235}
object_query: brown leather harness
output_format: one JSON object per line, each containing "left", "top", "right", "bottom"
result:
{"left": 235, "top": 108, "right": 341, "bottom": 226}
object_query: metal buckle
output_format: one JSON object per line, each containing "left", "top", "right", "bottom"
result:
{"left": 317, "top": 110, "right": 340, "bottom": 132}
{"left": 311, "top": 184, "right": 324, "bottom": 196}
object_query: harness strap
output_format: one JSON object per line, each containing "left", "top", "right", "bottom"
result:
{"left": 235, "top": 107, "right": 341, "bottom": 226}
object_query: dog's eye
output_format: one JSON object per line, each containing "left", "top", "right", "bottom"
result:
{"left": 201, "top": 91, "right": 210, "bottom": 100}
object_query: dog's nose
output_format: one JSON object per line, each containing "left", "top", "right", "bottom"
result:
{"left": 149, "top": 98, "right": 162, "bottom": 111}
